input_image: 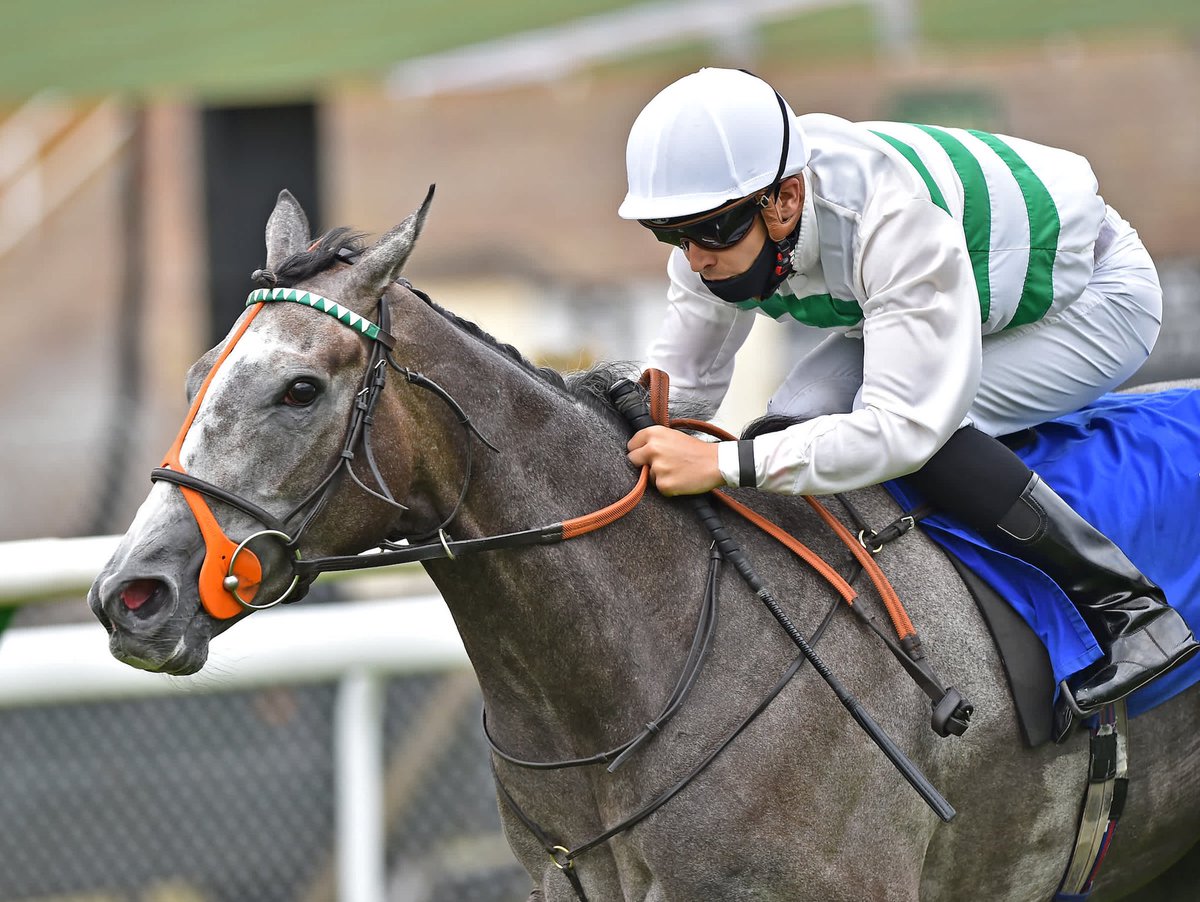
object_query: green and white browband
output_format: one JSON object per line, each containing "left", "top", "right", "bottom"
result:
{"left": 246, "top": 288, "right": 392, "bottom": 345}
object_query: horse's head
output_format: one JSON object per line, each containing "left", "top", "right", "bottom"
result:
{"left": 88, "top": 189, "right": 435, "bottom": 673}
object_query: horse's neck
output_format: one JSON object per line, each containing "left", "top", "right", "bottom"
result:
{"left": 402, "top": 325, "right": 698, "bottom": 754}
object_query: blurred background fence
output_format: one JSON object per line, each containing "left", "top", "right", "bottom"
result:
{"left": 0, "top": 544, "right": 522, "bottom": 902}
{"left": 0, "top": 1, "right": 1197, "bottom": 899}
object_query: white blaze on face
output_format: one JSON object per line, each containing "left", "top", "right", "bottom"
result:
{"left": 115, "top": 320, "right": 295, "bottom": 563}
{"left": 178, "top": 324, "right": 294, "bottom": 472}
{"left": 106, "top": 479, "right": 191, "bottom": 577}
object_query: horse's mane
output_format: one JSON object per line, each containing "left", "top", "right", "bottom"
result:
{"left": 565, "top": 363, "right": 714, "bottom": 425}
{"left": 420, "top": 304, "right": 715, "bottom": 426}
{"left": 267, "top": 227, "right": 715, "bottom": 426}
{"left": 418, "top": 306, "right": 714, "bottom": 427}
{"left": 418, "top": 289, "right": 572, "bottom": 391}
{"left": 740, "top": 413, "right": 803, "bottom": 439}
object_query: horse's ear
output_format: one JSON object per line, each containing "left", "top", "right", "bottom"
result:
{"left": 265, "top": 189, "right": 312, "bottom": 270}
{"left": 346, "top": 185, "right": 435, "bottom": 298}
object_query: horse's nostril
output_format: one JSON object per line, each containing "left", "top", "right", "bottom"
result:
{"left": 120, "top": 579, "right": 167, "bottom": 617}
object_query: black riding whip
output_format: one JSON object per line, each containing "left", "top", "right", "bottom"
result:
{"left": 608, "top": 379, "right": 955, "bottom": 823}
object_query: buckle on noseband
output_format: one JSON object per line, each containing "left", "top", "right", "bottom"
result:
{"left": 549, "top": 846, "right": 574, "bottom": 870}
{"left": 224, "top": 529, "right": 302, "bottom": 610}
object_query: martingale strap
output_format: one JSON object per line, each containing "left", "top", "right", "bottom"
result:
{"left": 484, "top": 369, "right": 955, "bottom": 901}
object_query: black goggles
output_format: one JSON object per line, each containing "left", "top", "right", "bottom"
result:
{"left": 639, "top": 193, "right": 768, "bottom": 250}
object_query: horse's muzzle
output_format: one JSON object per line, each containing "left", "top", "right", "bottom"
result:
{"left": 88, "top": 572, "right": 213, "bottom": 673}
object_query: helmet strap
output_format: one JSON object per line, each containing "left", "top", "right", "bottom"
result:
{"left": 766, "top": 83, "right": 791, "bottom": 200}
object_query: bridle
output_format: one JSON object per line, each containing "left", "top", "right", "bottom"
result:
{"left": 149, "top": 261, "right": 653, "bottom": 621}
{"left": 146, "top": 262, "right": 945, "bottom": 700}
{"left": 150, "top": 258, "right": 500, "bottom": 620}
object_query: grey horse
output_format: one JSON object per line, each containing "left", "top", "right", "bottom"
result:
{"left": 88, "top": 190, "right": 1200, "bottom": 901}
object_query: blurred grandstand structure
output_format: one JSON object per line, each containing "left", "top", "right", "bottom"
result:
{"left": 0, "top": 2, "right": 1198, "bottom": 899}
{"left": 0, "top": 10, "right": 1197, "bottom": 543}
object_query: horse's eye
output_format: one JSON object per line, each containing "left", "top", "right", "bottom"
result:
{"left": 284, "top": 380, "right": 320, "bottom": 407}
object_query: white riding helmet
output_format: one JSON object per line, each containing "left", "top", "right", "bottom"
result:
{"left": 618, "top": 68, "right": 809, "bottom": 222}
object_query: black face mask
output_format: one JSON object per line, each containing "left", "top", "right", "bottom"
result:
{"left": 700, "top": 223, "right": 798, "bottom": 304}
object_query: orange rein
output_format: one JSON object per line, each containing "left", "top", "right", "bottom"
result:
{"left": 564, "top": 368, "right": 915, "bottom": 643}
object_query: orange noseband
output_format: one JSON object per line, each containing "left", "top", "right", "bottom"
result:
{"left": 158, "top": 305, "right": 266, "bottom": 619}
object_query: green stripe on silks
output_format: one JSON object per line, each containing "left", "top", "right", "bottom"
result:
{"left": 0, "top": 606, "right": 15, "bottom": 637}
{"left": 738, "top": 292, "right": 863, "bottom": 328}
{"left": 870, "top": 130, "right": 950, "bottom": 215}
{"left": 913, "top": 125, "right": 993, "bottom": 324}
{"left": 246, "top": 287, "right": 385, "bottom": 342}
{"left": 968, "top": 130, "right": 1061, "bottom": 330}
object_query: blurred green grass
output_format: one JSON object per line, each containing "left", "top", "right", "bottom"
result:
{"left": 0, "top": 0, "right": 643, "bottom": 101}
{"left": 614, "top": 0, "right": 1200, "bottom": 74}
{"left": 0, "top": 0, "right": 1197, "bottom": 102}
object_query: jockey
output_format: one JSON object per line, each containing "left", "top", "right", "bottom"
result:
{"left": 618, "top": 66, "right": 1198, "bottom": 716}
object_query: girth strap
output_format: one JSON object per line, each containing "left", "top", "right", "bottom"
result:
{"left": 1055, "top": 702, "right": 1128, "bottom": 900}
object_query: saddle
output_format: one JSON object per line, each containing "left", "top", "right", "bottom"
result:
{"left": 883, "top": 387, "right": 1200, "bottom": 747}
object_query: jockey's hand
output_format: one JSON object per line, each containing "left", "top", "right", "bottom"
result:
{"left": 626, "top": 426, "right": 722, "bottom": 496}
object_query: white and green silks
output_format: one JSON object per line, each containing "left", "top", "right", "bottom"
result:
{"left": 646, "top": 114, "right": 1135, "bottom": 497}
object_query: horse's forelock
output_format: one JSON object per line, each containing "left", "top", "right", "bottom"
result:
{"left": 270, "top": 228, "right": 367, "bottom": 288}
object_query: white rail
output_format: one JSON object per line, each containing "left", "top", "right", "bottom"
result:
{"left": 0, "top": 595, "right": 464, "bottom": 705}
{"left": 0, "top": 533, "right": 426, "bottom": 606}
{"left": 0, "top": 534, "right": 123, "bottom": 605}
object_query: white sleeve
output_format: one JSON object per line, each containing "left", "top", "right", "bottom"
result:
{"left": 718, "top": 198, "right": 982, "bottom": 495}
{"left": 646, "top": 248, "right": 757, "bottom": 412}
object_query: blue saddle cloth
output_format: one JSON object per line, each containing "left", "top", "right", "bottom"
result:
{"left": 884, "top": 388, "right": 1200, "bottom": 719}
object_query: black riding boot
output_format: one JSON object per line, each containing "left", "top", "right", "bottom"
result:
{"left": 909, "top": 426, "right": 1200, "bottom": 714}
{"left": 991, "top": 473, "right": 1199, "bottom": 711}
